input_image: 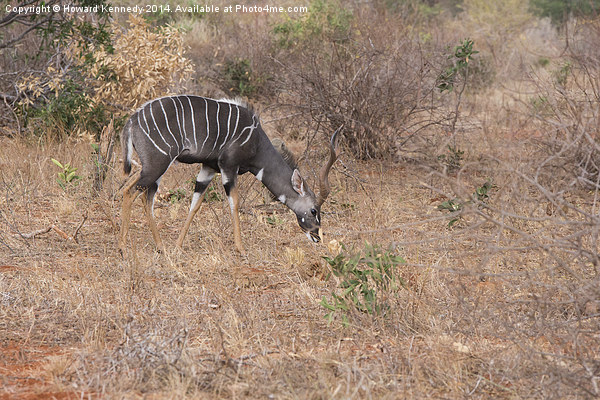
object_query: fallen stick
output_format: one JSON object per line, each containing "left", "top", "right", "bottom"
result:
{"left": 18, "top": 214, "right": 88, "bottom": 243}
{"left": 19, "top": 226, "right": 53, "bottom": 239}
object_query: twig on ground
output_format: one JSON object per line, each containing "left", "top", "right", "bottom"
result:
{"left": 17, "top": 213, "right": 88, "bottom": 243}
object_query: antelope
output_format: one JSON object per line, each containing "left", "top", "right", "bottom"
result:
{"left": 119, "top": 95, "right": 340, "bottom": 254}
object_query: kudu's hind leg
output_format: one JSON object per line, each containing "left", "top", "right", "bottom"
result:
{"left": 176, "top": 166, "right": 217, "bottom": 248}
{"left": 221, "top": 168, "right": 244, "bottom": 255}
{"left": 119, "top": 172, "right": 142, "bottom": 252}
{"left": 141, "top": 181, "right": 164, "bottom": 252}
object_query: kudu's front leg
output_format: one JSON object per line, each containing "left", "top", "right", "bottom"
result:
{"left": 221, "top": 168, "right": 245, "bottom": 255}
{"left": 176, "top": 166, "right": 217, "bottom": 248}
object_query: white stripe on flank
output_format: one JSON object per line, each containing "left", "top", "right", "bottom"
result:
{"left": 232, "top": 105, "right": 240, "bottom": 144}
{"left": 201, "top": 98, "right": 210, "bottom": 153}
{"left": 138, "top": 110, "right": 168, "bottom": 156}
{"left": 160, "top": 98, "right": 180, "bottom": 153}
{"left": 186, "top": 96, "right": 198, "bottom": 151}
{"left": 175, "top": 97, "right": 191, "bottom": 148}
{"left": 212, "top": 101, "right": 220, "bottom": 151}
{"left": 255, "top": 168, "right": 264, "bottom": 182}
{"left": 149, "top": 103, "right": 172, "bottom": 154}
{"left": 219, "top": 103, "right": 232, "bottom": 150}
{"left": 169, "top": 97, "right": 185, "bottom": 149}
{"left": 240, "top": 117, "right": 259, "bottom": 146}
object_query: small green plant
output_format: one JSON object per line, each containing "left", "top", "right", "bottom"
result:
{"left": 554, "top": 61, "right": 572, "bottom": 87}
{"left": 437, "top": 38, "right": 479, "bottom": 93}
{"left": 223, "top": 59, "right": 261, "bottom": 97}
{"left": 320, "top": 243, "right": 405, "bottom": 326}
{"left": 438, "top": 145, "right": 464, "bottom": 173}
{"left": 166, "top": 188, "right": 186, "bottom": 204}
{"left": 205, "top": 184, "right": 222, "bottom": 202}
{"left": 265, "top": 214, "right": 284, "bottom": 226}
{"left": 530, "top": 95, "right": 551, "bottom": 116}
{"left": 437, "top": 180, "right": 494, "bottom": 227}
{"left": 474, "top": 180, "right": 493, "bottom": 202}
{"left": 51, "top": 158, "right": 81, "bottom": 190}
{"left": 537, "top": 57, "right": 550, "bottom": 67}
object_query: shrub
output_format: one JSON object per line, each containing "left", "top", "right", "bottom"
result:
{"left": 272, "top": 0, "right": 352, "bottom": 48}
{"left": 530, "top": 0, "right": 600, "bottom": 24}
{"left": 529, "top": 21, "right": 600, "bottom": 190}
{"left": 223, "top": 58, "right": 262, "bottom": 97}
{"left": 15, "top": 14, "right": 193, "bottom": 139}
{"left": 271, "top": 11, "right": 446, "bottom": 159}
{"left": 321, "top": 243, "right": 405, "bottom": 326}
{"left": 79, "top": 14, "right": 194, "bottom": 114}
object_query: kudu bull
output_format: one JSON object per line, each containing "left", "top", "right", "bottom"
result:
{"left": 119, "top": 95, "right": 340, "bottom": 254}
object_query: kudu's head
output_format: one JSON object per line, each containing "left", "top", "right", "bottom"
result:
{"left": 289, "top": 127, "right": 341, "bottom": 242}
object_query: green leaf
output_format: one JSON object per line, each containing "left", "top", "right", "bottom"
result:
{"left": 51, "top": 158, "right": 64, "bottom": 169}
{"left": 66, "top": 171, "right": 79, "bottom": 182}
{"left": 320, "top": 297, "right": 336, "bottom": 311}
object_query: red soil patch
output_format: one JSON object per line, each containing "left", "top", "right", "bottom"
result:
{"left": 0, "top": 343, "right": 80, "bottom": 400}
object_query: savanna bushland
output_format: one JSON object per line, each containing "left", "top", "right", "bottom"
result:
{"left": 1, "top": 0, "right": 599, "bottom": 398}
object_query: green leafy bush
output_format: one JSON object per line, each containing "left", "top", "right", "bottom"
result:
{"left": 530, "top": 0, "right": 600, "bottom": 24}
{"left": 321, "top": 243, "right": 405, "bottom": 326}
{"left": 223, "top": 59, "right": 262, "bottom": 96}
{"left": 273, "top": 0, "right": 352, "bottom": 48}
{"left": 437, "top": 38, "right": 480, "bottom": 93}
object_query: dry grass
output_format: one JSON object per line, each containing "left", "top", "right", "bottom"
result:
{"left": 2, "top": 2, "right": 600, "bottom": 399}
{"left": 1, "top": 115, "right": 598, "bottom": 398}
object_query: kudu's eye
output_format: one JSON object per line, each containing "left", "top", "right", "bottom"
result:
{"left": 311, "top": 208, "right": 317, "bottom": 216}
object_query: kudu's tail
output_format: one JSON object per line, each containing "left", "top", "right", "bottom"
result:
{"left": 121, "top": 119, "right": 133, "bottom": 175}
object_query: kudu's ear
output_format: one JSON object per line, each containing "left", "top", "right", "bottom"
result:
{"left": 291, "top": 169, "right": 306, "bottom": 196}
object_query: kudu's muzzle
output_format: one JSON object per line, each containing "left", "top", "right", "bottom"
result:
{"left": 307, "top": 227, "right": 323, "bottom": 243}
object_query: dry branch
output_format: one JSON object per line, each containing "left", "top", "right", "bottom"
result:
{"left": 17, "top": 213, "right": 88, "bottom": 243}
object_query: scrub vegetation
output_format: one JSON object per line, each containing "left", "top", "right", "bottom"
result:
{"left": 1, "top": 0, "right": 599, "bottom": 398}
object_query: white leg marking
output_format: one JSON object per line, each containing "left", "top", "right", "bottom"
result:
{"left": 138, "top": 110, "right": 168, "bottom": 156}
{"left": 255, "top": 168, "right": 264, "bottom": 182}
{"left": 196, "top": 167, "right": 215, "bottom": 182}
{"left": 278, "top": 194, "right": 286, "bottom": 204}
{"left": 186, "top": 96, "right": 198, "bottom": 151}
{"left": 126, "top": 127, "right": 133, "bottom": 162}
{"left": 189, "top": 191, "right": 201, "bottom": 212}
